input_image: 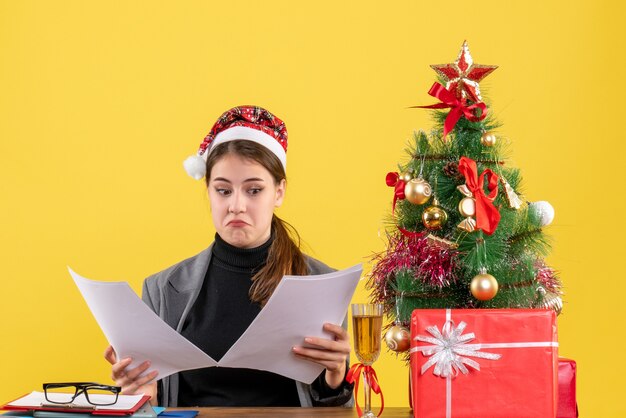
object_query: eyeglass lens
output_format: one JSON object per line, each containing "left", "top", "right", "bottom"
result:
{"left": 44, "top": 384, "right": 119, "bottom": 406}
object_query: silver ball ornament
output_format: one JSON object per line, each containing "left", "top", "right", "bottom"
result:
{"left": 530, "top": 201, "right": 555, "bottom": 226}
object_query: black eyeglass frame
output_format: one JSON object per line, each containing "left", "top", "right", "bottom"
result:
{"left": 42, "top": 382, "right": 122, "bottom": 406}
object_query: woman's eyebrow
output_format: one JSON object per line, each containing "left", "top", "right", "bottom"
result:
{"left": 211, "top": 177, "right": 231, "bottom": 183}
{"left": 211, "top": 177, "right": 265, "bottom": 183}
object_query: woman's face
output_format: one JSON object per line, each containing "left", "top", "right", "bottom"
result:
{"left": 208, "top": 153, "right": 285, "bottom": 249}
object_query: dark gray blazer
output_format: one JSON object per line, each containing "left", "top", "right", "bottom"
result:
{"left": 141, "top": 244, "right": 353, "bottom": 407}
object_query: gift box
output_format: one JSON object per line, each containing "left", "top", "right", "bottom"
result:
{"left": 410, "top": 309, "right": 558, "bottom": 418}
{"left": 557, "top": 358, "right": 578, "bottom": 418}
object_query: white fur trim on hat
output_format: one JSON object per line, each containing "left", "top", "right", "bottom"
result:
{"left": 183, "top": 125, "right": 287, "bottom": 180}
{"left": 213, "top": 126, "right": 287, "bottom": 170}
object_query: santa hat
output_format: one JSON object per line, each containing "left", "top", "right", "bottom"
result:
{"left": 183, "top": 105, "right": 288, "bottom": 180}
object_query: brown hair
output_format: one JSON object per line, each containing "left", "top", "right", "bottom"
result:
{"left": 205, "top": 140, "right": 308, "bottom": 306}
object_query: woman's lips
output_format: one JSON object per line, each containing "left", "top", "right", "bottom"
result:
{"left": 227, "top": 220, "right": 248, "bottom": 227}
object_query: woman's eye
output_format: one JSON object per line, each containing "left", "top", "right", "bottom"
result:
{"left": 248, "top": 187, "right": 263, "bottom": 195}
{"left": 216, "top": 188, "right": 232, "bottom": 196}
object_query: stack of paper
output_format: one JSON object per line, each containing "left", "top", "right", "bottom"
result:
{"left": 69, "top": 264, "right": 362, "bottom": 384}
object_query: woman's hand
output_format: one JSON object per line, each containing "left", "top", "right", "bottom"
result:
{"left": 292, "top": 323, "right": 351, "bottom": 389}
{"left": 104, "top": 346, "right": 159, "bottom": 400}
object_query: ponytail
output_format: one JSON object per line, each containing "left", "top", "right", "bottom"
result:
{"left": 249, "top": 214, "right": 308, "bottom": 306}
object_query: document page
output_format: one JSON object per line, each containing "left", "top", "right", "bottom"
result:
{"left": 69, "top": 264, "right": 361, "bottom": 384}
{"left": 220, "top": 264, "right": 362, "bottom": 382}
{"left": 70, "top": 269, "right": 217, "bottom": 378}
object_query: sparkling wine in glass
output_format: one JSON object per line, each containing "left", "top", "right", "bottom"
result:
{"left": 351, "top": 303, "right": 383, "bottom": 418}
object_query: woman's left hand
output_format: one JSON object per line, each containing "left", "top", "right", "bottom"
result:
{"left": 292, "top": 322, "right": 351, "bottom": 389}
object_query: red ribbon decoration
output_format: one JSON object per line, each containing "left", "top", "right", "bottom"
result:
{"left": 386, "top": 172, "right": 406, "bottom": 212}
{"left": 458, "top": 156, "right": 501, "bottom": 235}
{"left": 346, "top": 363, "right": 384, "bottom": 417}
{"left": 398, "top": 227, "right": 424, "bottom": 240}
{"left": 412, "top": 82, "right": 488, "bottom": 139}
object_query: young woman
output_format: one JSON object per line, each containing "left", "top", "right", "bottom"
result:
{"left": 104, "top": 106, "right": 354, "bottom": 407}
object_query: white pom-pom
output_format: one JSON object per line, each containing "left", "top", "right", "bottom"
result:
{"left": 530, "top": 201, "right": 555, "bottom": 227}
{"left": 183, "top": 154, "right": 206, "bottom": 180}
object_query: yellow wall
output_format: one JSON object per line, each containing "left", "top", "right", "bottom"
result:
{"left": 1, "top": 1, "right": 624, "bottom": 415}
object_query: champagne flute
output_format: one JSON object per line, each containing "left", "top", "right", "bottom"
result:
{"left": 351, "top": 303, "right": 384, "bottom": 418}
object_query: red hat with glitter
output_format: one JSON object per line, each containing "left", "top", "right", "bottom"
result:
{"left": 183, "top": 105, "right": 288, "bottom": 180}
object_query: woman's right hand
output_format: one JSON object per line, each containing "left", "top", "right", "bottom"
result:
{"left": 104, "top": 345, "right": 158, "bottom": 399}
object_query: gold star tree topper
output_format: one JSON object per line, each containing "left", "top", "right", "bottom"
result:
{"left": 431, "top": 41, "right": 498, "bottom": 102}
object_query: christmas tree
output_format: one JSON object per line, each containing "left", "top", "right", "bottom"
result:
{"left": 369, "top": 41, "right": 562, "bottom": 354}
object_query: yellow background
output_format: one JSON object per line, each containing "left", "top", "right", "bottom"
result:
{"left": 1, "top": 1, "right": 624, "bottom": 416}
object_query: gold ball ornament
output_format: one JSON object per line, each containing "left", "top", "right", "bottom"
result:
{"left": 385, "top": 324, "right": 411, "bottom": 352}
{"left": 399, "top": 171, "right": 413, "bottom": 182}
{"left": 458, "top": 197, "right": 476, "bottom": 217}
{"left": 422, "top": 204, "right": 448, "bottom": 230}
{"left": 404, "top": 178, "right": 432, "bottom": 205}
{"left": 481, "top": 132, "right": 497, "bottom": 147}
{"left": 470, "top": 272, "right": 499, "bottom": 301}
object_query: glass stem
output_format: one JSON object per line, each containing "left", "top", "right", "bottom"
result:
{"left": 363, "top": 369, "right": 372, "bottom": 415}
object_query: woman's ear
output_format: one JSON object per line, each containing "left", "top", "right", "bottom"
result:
{"left": 275, "top": 179, "right": 286, "bottom": 207}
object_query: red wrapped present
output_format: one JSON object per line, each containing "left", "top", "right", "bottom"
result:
{"left": 410, "top": 309, "right": 558, "bottom": 418}
{"left": 557, "top": 358, "right": 578, "bottom": 418}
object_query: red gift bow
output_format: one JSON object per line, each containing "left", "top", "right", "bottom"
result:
{"left": 458, "top": 156, "right": 501, "bottom": 235}
{"left": 412, "top": 82, "right": 488, "bottom": 139}
{"left": 346, "top": 363, "right": 384, "bottom": 417}
{"left": 386, "top": 172, "right": 406, "bottom": 212}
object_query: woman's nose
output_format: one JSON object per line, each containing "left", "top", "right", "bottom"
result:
{"left": 229, "top": 191, "right": 246, "bottom": 214}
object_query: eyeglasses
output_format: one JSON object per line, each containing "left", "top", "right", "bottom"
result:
{"left": 43, "top": 382, "right": 121, "bottom": 406}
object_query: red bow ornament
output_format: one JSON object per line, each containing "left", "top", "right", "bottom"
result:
{"left": 386, "top": 172, "right": 407, "bottom": 212}
{"left": 457, "top": 156, "right": 501, "bottom": 235}
{"left": 412, "top": 82, "right": 488, "bottom": 139}
{"left": 346, "top": 363, "right": 384, "bottom": 417}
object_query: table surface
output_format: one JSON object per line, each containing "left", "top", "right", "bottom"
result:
{"left": 180, "top": 407, "right": 412, "bottom": 417}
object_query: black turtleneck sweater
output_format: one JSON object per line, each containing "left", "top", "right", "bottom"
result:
{"left": 178, "top": 234, "right": 301, "bottom": 406}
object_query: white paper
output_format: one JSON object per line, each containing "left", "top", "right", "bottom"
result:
{"left": 70, "top": 270, "right": 217, "bottom": 379}
{"left": 69, "top": 264, "right": 361, "bottom": 384}
{"left": 8, "top": 391, "right": 144, "bottom": 411}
